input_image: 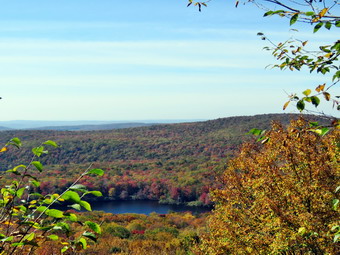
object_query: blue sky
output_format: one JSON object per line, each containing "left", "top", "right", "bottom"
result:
{"left": 0, "top": 0, "right": 338, "bottom": 121}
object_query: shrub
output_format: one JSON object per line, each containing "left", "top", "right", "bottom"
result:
{"left": 0, "top": 138, "right": 104, "bottom": 254}
{"left": 107, "top": 225, "right": 131, "bottom": 239}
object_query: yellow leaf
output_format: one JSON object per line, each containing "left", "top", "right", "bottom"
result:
{"left": 312, "top": 17, "right": 320, "bottom": 23}
{"left": 283, "top": 101, "right": 290, "bottom": 110}
{"left": 319, "top": 8, "right": 328, "bottom": 18}
{"left": 324, "top": 52, "right": 332, "bottom": 58}
{"left": 303, "top": 89, "right": 312, "bottom": 96}
{"left": 3, "top": 221, "right": 14, "bottom": 225}
{"left": 315, "top": 84, "right": 325, "bottom": 92}
{"left": 298, "top": 227, "right": 306, "bottom": 235}
{"left": 302, "top": 41, "right": 308, "bottom": 46}
{"left": 0, "top": 147, "right": 7, "bottom": 153}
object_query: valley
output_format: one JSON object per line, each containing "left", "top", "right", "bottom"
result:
{"left": 0, "top": 113, "right": 322, "bottom": 207}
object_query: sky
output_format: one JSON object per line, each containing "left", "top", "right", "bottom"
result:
{"left": 0, "top": 0, "right": 338, "bottom": 121}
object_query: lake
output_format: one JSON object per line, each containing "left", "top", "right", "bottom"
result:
{"left": 86, "top": 200, "right": 211, "bottom": 215}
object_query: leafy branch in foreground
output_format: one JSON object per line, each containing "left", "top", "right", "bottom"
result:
{"left": 0, "top": 138, "right": 104, "bottom": 254}
{"left": 188, "top": 1, "right": 340, "bottom": 115}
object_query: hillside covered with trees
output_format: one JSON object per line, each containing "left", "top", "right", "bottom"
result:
{"left": 0, "top": 114, "right": 328, "bottom": 206}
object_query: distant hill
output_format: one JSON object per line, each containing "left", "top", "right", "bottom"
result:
{"left": 0, "top": 126, "right": 11, "bottom": 131}
{"left": 0, "top": 119, "right": 203, "bottom": 130}
{"left": 0, "top": 113, "right": 330, "bottom": 166}
{"left": 0, "top": 113, "right": 331, "bottom": 204}
{"left": 29, "top": 122, "right": 158, "bottom": 131}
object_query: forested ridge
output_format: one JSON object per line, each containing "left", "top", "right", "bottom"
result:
{"left": 0, "top": 113, "right": 327, "bottom": 205}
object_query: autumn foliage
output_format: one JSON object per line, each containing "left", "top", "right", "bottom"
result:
{"left": 198, "top": 119, "right": 339, "bottom": 254}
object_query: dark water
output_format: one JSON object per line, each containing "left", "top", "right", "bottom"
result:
{"left": 88, "top": 200, "right": 211, "bottom": 215}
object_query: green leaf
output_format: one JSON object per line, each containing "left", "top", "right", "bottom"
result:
{"left": 70, "top": 184, "right": 88, "bottom": 193}
{"left": 297, "top": 100, "right": 305, "bottom": 111}
{"left": 46, "top": 209, "right": 64, "bottom": 218}
{"left": 85, "top": 221, "right": 101, "bottom": 234}
{"left": 22, "top": 221, "right": 40, "bottom": 227}
{"left": 16, "top": 187, "right": 26, "bottom": 198}
{"left": 61, "top": 191, "right": 81, "bottom": 203}
{"left": 333, "top": 70, "right": 340, "bottom": 81}
{"left": 290, "top": 13, "right": 299, "bottom": 25}
{"left": 310, "top": 96, "right": 320, "bottom": 107}
{"left": 325, "top": 22, "right": 332, "bottom": 30}
{"left": 247, "top": 128, "right": 263, "bottom": 136}
{"left": 24, "top": 174, "right": 38, "bottom": 181}
{"left": 1, "top": 236, "right": 13, "bottom": 242}
{"left": 335, "top": 20, "right": 340, "bottom": 27}
{"left": 54, "top": 222, "right": 70, "bottom": 232}
{"left": 309, "top": 122, "right": 319, "bottom": 127}
{"left": 305, "top": 11, "right": 315, "bottom": 16}
{"left": 70, "top": 184, "right": 87, "bottom": 190}
{"left": 31, "top": 180, "right": 40, "bottom": 187}
{"left": 24, "top": 232, "right": 35, "bottom": 241}
{"left": 32, "top": 161, "right": 43, "bottom": 172}
{"left": 8, "top": 137, "right": 22, "bottom": 148}
{"left": 82, "top": 231, "right": 97, "bottom": 242}
{"left": 65, "top": 213, "right": 78, "bottom": 221}
{"left": 47, "top": 235, "right": 59, "bottom": 241}
{"left": 87, "top": 168, "right": 104, "bottom": 176}
{"left": 36, "top": 206, "right": 48, "bottom": 212}
{"left": 13, "top": 164, "right": 27, "bottom": 172}
{"left": 43, "top": 140, "right": 58, "bottom": 148}
{"left": 11, "top": 137, "right": 22, "bottom": 145}
{"left": 334, "top": 233, "right": 340, "bottom": 242}
{"left": 30, "top": 192, "right": 43, "bottom": 198}
{"left": 313, "top": 22, "right": 323, "bottom": 33}
{"left": 61, "top": 246, "right": 69, "bottom": 253}
{"left": 331, "top": 225, "right": 340, "bottom": 232}
{"left": 78, "top": 237, "right": 87, "bottom": 249}
{"left": 79, "top": 200, "right": 92, "bottom": 211}
{"left": 332, "top": 199, "right": 339, "bottom": 210}
{"left": 69, "top": 203, "right": 81, "bottom": 211}
{"left": 43, "top": 198, "right": 52, "bottom": 204}
{"left": 11, "top": 242, "right": 24, "bottom": 247}
{"left": 335, "top": 186, "right": 340, "bottom": 193}
{"left": 16, "top": 205, "right": 27, "bottom": 213}
{"left": 320, "top": 127, "right": 330, "bottom": 136}
{"left": 86, "top": 191, "right": 103, "bottom": 197}
{"left": 263, "top": 11, "right": 273, "bottom": 17}
{"left": 6, "top": 169, "right": 21, "bottom": 175}
{"left": 32, "top": 146, "right": 48, "bottom": 157}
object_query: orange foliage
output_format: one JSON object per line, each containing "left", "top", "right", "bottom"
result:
{"left": 199, "top": 119, "right": 339, "bottom": 254}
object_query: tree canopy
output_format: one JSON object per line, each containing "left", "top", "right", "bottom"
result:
{"left": 198, "top": 119, "right": 339, "bottom": 254}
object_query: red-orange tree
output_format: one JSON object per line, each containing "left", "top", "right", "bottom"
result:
{"left": 198, "top": 118, "right": 339, "bottom": 254}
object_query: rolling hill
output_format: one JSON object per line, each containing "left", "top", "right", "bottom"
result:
{"left": 0, "top": 113, "right": 330, "bottom": 204}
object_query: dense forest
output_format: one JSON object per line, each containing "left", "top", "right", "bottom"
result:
{"left": 34, "top": 210, "right": 208, "bottom": 254}
{"left": 0, "top": 113, "right": 327, "bottom": 205}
